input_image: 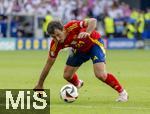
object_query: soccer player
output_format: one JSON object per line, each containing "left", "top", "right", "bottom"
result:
{"left": 34, "top": 18, "right": 128, "bottom": 102}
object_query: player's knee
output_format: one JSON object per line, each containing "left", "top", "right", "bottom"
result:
{"left": 63, "top": 73, "right": 72, "bottom": 80}
{"left": 95, "top": 72, "right": 107, "bottom": 81}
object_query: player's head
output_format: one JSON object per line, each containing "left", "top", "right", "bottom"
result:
{"left": 47, "top": 21, "right": 65, "bottom": 43}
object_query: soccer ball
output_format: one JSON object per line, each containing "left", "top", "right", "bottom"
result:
{"left": 60, "top": 84, "right": 78, "bottom": 103}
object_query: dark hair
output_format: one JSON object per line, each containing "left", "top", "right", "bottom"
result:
{"left": 47, "top": 21, "right": 63, "bottom": 35}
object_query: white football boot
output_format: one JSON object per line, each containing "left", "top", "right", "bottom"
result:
{"left": 76, "top": 80, "right": 84, "bottom": 89}
{"left": 116, "top": 89, "right": 128, "bottom": 102}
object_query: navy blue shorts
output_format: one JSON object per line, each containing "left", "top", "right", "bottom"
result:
{"left": 66, "top": 38, "right": 106, "bottom": 67}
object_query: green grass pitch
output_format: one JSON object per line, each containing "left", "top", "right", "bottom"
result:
{"left": 0, "top": 49, "right": 150, "bottom": 114}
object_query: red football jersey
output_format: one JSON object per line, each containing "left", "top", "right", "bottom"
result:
{"left": 49, "top": 20, "right": 101, "bottom": 58}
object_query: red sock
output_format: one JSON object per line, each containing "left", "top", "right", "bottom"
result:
{"left": 104, "top": 73, "right": 123, "bottom": 93}
{"left": 66, "top": 73, "right": 79, "bottom": 86}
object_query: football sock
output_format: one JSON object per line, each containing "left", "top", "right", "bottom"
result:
{"left": 66, "top": 73, "right": 79, "bottom": 86}
{"left": 104, "top": 73, "right": 123, "bottom": 93}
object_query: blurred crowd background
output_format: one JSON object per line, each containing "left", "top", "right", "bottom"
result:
{"left": 0, "top": 0, "right": 150, "bottom": 41}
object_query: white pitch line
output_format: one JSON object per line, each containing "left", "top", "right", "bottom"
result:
{"left": 51, "top": 104, "right": 150, "bottom": 110}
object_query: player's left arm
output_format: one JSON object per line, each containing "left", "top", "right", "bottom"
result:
{"left": 78, "top": 18, "right": 97, "bottom": 38}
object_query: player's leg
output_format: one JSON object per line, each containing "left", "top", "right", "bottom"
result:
{"left": 63, "top": 65, "right": 79, "bottom": 85}
{"left": 90, "top": 39, "right": 128, "bottom": 102}
{"left": 93, "top": 62, "right": 123, "bottom": 92}
{"left": 63, "top": 65, "right": 83, "bottom": 88}
{"left": 64, "top": 49, "right": 89, "bottom": 88}
{"left": 93, "top": 63, "right": 128, "bottom": 102}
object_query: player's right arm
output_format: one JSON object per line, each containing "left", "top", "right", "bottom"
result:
{"left": 34, "top": 40, "right": 61, "bottom": 90}
{"left": 34, "top": 56, "right": 56, "bottom": 90}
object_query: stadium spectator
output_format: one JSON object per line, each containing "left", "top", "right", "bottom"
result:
{"left": 136, "top": 11, "right": 145, "bottom": 40}
{"left": 104, "top": 14, "right": 115, "bottom": 38}
{"left": 91, "top": 0, "right": 102, "bottom": 21}
{"left": 107, "top": 0, "right": 123, "bottom": 19}
{"left": 23, "top": 22, "right": 34, "bottom": 37}
{"left": 0, "top": 15, "right": 7, "bottom": 37}
{"left": 120, "top": 2, "right": 131, "bottom": 18}
{"left": 123, "top": 21, "right": 136, "bottom": 39}
{"left": 0, "top": 0, "right": 4, "bottom": 14}
{"left": 114, "top": 16, "right": 125, "bottom": 37}
{"left": 3, "top": 0, "right": 14, "bottom": 14}
{"left": 130, "top": 8, "right": 139, "bottom": 21}
{"left": 10, "top": 16, "right": 20, "bottom": 37}
{"left": 24, "top": 0, "right": 35, "bottom": 15}
{"left": 42, "top": 12, "right": 53, "bottom": 38}
{"left": 135, "top": 11, "right": 145, "bottom": 48}
{"left": 12, "top": 0, "right": 22, "bottom": 13}
{"left": 145, "top": 8, "right": 150, "bottom": 20}
{"left": 78, "top": 3, "right": 89, "bottom": 19}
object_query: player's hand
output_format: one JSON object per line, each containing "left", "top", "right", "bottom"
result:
{"left": 34, "top": 84, "right": 44, "bottom": 97}
{"left": 34, "top": 84, "right": 44, "bottom": 92}
{"left": 78, "top": 32, "right": 90, "bottom": 39}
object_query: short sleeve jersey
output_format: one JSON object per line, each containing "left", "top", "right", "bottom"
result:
{"left": 49, "top": 20, "right": 101, "bottom": 58}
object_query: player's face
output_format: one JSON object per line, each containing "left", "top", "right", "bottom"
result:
{"left": 51, "top": 29, "right": 66, "bottom": 43}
